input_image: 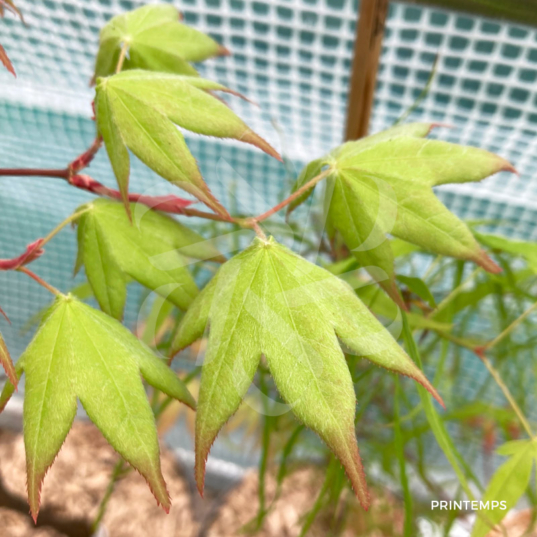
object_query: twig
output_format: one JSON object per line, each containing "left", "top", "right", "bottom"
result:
{"left": 436, "top": 329, "right": 536, "bottom": 440}
{"left": 17, "top": 267, "right": 61, "bottom": 296}
{"left": 41, "top": 207, "right": 91, "bottom": 248}
{"left": 251, "top": 220, "right": 267, "bottom": 240}
{"left": 0, "top": 168, "right": 68, "bottom": 179}
{"left": 394, "top": 54, "right": 439, "bottom": 126}
{"left": 480, "top": 300, "right": 537, "bottom": 351}
{"left": 474, "top": 349, "right": 535, "bottom": 440}
{"left": 116, "top": 41, "right": 129, "bottom": 74}
{"left": 431, "top": 267, "right": 482, "bottom": 317}
{"left": 254, "top": 169, "right": 331, "bottom": 223}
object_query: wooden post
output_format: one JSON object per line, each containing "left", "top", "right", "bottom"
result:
{"left": 344, "top": 0, "right": 389, "bottom": 141}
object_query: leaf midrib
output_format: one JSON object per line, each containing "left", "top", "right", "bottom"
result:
{"left": 197, "top": 251, "right": 265, "bottom": 438}
{"left": 108, "top": 86, "right": 192, "bottom": 186}
{"left": 29, "top": 303, "right": 68, "bottom": 478}
{"left": 267, "top": 250, "right": 349, "bottom": 450}
{"left": 340, "top": 170, "right": 476, "bottom": 258}
{"left": 75, "top": 307, "right": 159, "bottom": 484}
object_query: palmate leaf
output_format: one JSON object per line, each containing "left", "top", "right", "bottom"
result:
{"left": 171, "top": 236, "right": 442, "bottom": 508}
{"left": 288, "top": 123, "right": 515, "bottom": 308}
{"left": 93, "top": 3, "right": 227, "bottom": 81}
{"left": 471, "top": 440, "right": 536, "bottom": 537}
{"left": 0, "top": 294, "right": 195, "bottom": 521}
{"left": 75, "top": 199, "right": 224, "bottom": 320}
{"left": 95, "top": 70, "right": 280, "bottom": 217}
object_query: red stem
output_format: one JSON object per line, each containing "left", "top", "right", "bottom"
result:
{"left": 17, "top": 267, "right": 60, "bottom": 296}
{"left": 254, "top": 169, "right": 330, "bottom": 223}
{"left": 0, "top": 168, "right": 69, "bottom": 179}
{"left": 0, "top": 137, "right": 316, "bottom": 227}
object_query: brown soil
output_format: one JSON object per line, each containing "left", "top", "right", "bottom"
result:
{"left": 1, "top": 421, "right": 531, "bottom": 537}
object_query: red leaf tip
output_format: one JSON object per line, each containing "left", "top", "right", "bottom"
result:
{"left": 500, "top": 161, "right": 518, "bottom": 176}
{"left": 477, "top": 251, "right": 502, "bottom": 274}
{"left": 217, "top": 45, "right": 231, "bottom": 57}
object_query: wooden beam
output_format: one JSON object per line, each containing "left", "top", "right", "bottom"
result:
{"left": 403, "top": 0, "right": 537, "bottom": 27}
{"left": 345, "top": 0, "right": 389, "bottom": 141}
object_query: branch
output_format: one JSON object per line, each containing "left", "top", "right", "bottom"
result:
{"left": 437, "top": 329, "right": 535, "bottom": 440}
{"left": 17, "top": 267, "right": 61, "bottom": 296}
{"left": 0, "top": 168, "right": 68, "bottom": 179}
{"left": 116, "top": 41, "right": 129, "bottom": 74}
{"left": 254, "top": 169, "right": 330, "bottom": 223}
{"left": 0, "top": 135, "right": 102, "bottom": 181}
{"left": 474, "top": 348, "right": 535, "bottom": 440}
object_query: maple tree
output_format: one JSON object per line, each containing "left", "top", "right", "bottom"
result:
{"left": 0, "top": 3, "right": 533, "bottom": 536}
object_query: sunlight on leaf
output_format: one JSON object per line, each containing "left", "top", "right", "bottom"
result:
{"left": 75, "top": 199, "right": 224, "bottom": 319}
{"left": 171, "top": 236, "right": 442, "bottom": 508}
{"left": 93, "top": 3, "right": 227, "bottom": 81}
{"left": 0, "top": 294, "right": 195, "bottom": 521}
{"left": 95, "top": 70, "right": 280, "bottom": 216}
{"left": 288, "top": 123, "right": 514, "bottom": 307}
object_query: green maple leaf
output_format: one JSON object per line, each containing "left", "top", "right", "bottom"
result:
{"left": 171, "top": 236, "right": 442, "bottom": 508}
{"left": 288, "top": 123, "right": 515, "bottom": 308}
{"left": 74, "top": 199, "right": 224, "bottom": 320}
{"left": 95, "top": 70, "right": 280, "bottom": 217}
{"left": 0, "top": 294, "right": 195, "bottom": 521}
{"left": 93, "top": 4, "right": 227, "bottom": 81}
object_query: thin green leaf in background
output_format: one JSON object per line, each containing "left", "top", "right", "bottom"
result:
{"left": 394, "top": 377, "right": 414, "bottom": 536}
{"left": 471, "top": 440, "right": 535, "bottom": 537}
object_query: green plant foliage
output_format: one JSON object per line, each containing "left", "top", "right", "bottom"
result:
{"left": 471, "top": 440, "right": 536, "bottom": 537}
{"left": 0, "top": 294, "right": 195, "bottom": 520}
{"left": 95, "top": 70, "right": 280, "bottom": 216}
{"left": 0, "top": 329, "right": 16, "bottom": 389}
{"left": 75, "top": 199, "right": 223, "bottom": 320}
{"left": 93, "top": 3, "right": 226, "bottom": 81}
{"left": 401, "top": 312, "right": 479, "bottom": 499}
{"left": 477, "top": 232, "right": 537, "bottom": 273}
{"left": 396, "top": 274, "right": 436, "bottom": 308}
{"left": 288, "top": 123, "right": 514, "bottom": 307}
{"left": 171, "top": 236, "right": 442, "bottom": 508}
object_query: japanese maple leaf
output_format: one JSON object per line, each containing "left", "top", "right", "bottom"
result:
{"left": 95, "top": 71, "right": 280, "bottom": 217}
{"left": 171, "top": 236, "right": 442, "bottom": 509}
{"left": 74, "top": 199, "right": 224, "bottom": 320}
{"left": 0, "top": 294, "right": 195, "bottom": 521}
{"left": 93, "top": 3, "right": 228, "bottom": 81}
{"left": 288, "top": 123, "right": 515, "bottom": 308}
